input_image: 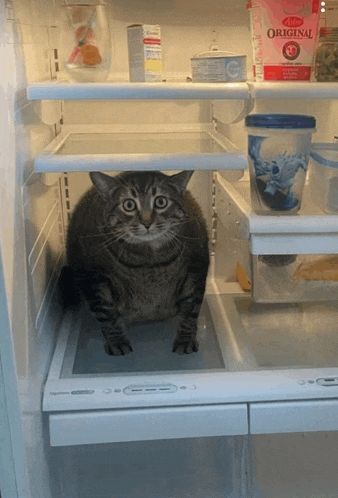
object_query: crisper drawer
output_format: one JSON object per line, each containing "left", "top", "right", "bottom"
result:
{"left": 49, "top": 403, "right": 248, "bottom": 446}
{"left": 250, "top": 400, "right": 338, "bottom": 435}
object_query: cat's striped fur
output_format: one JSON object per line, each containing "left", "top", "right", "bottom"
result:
{"left": 64, "top": 170, "right": 210, "bottom": 356}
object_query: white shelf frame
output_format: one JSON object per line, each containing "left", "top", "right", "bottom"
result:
{"left": 27, "top": 81, "right": 338, "bottom": 101}
{"left": 33, "top": 124, "right": 248, "bottom": 173}
{"left": 27, "top": 82, "right": 250, "bottom": 101}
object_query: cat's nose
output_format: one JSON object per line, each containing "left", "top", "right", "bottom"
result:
{"left": 141, "top": 210, "right": 153, "bottom": 229}
{"left": 141, "top": 220, "right": 152, "bottom": 229}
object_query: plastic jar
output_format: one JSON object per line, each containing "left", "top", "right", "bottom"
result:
{"left": 62, "top": 3, "right": 111, "bottom": 83}
{"left": 245, "top": 114, "right": 316, "bottom": 215}
{"left": 308, "top": 143, "right": 338, "bottom": 213}
{"left": 314, "top": 28, "right": 338, "bottom": 82}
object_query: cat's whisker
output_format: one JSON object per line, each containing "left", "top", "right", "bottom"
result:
{"left": 175, "top": 233, "right": 204, "bottom": 240}
{"left": 163, "top": 230, "right": 183, "bottom": 251}
{"left": 82, "top": 231, "right": 129, "bottom": 255}
{"left": 81, "top": 232, "right": 115, "bottom": 238}
{"left": 117, "top": 236, "right": 133, "bottom": 258}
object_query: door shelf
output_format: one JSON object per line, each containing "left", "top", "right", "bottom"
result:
{"left": 34, "top": 125, "right": 248, "bottom": 173}
{"left": 216, "top": 173, "right": 338, "bottom": 255}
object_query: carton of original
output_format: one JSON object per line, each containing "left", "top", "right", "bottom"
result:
{"left": 248, "top": 0, "right": 321, "bottom": 81}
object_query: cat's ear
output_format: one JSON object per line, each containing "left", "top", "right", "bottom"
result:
{"left": 90, "top": 172, "right": 120, "bottom": 198}
{"left": 169, "top": 171, "right": 194, "bottom": 191}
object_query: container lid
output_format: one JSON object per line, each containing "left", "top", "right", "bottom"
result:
{"left": 245, "top": 114, "right": 316, "bottom": 129}
{"left": 191, "top": 50, "right": 244, "bottom": 60}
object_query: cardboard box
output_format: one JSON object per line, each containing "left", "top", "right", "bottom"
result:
{"left": 248, "top": 0, "right": 320, "bottom": 81}
{"left": 127, "top": 24, "right": 162, "bottom": 82}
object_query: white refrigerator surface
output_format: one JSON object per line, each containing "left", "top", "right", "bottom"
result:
{"left": 2, "top": 0, "right": 338, "bottom": 497}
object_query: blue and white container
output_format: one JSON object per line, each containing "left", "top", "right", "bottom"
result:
{"left": 191, "top": 51, "right": 246, "bottom": 83}
{"left": 245, "top": 114, "right": 316, "bottom": 215}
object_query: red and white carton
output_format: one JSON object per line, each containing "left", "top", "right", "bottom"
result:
{"left": 248, "top": 0, "right": 320, "bottom": 81}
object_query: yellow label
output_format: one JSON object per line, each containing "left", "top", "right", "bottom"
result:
{"left": 145, "top": 60, "right": 162, "bottom": 72}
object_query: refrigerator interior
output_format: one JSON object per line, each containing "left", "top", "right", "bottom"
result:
{"left": 2, "top": 0, "right": 338, "bottom": 497}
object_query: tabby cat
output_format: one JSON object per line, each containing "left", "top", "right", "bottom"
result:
{"left": 64, "top": 170, "right": 209, "bottom": 356}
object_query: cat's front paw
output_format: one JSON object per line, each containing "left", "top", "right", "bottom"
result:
{"left": 104, "top": 339, "right": 133, "bottom": 356}
{"left": 172, "top": 338, "right": 199, "bottom": 355}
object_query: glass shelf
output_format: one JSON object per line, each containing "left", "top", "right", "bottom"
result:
{"left": 34, "top": 126, "right": 248, "bottom": 173}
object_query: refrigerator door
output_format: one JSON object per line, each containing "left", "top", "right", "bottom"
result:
{"left": 0, "top": 251, "right": 19, "bottom": 498}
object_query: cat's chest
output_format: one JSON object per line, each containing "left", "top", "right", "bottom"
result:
{"left": 117, "top": 261, "right": 184, "bottom": 321}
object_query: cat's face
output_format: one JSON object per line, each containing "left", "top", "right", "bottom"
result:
{"left": 90, "top": 171, "right": 193, "bottom": 247}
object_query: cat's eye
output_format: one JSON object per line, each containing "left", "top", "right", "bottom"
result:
{"left": 154, "top": 196, "right": 168, "bottom": 209}
{"left": 123, "top": 199, "right": 137, "bottom": 212}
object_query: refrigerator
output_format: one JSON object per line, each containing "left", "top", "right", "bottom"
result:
{"left": 2, "top": 0, "right": 338, "bottom": 497}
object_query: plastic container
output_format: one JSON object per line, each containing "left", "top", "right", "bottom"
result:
{"left": 191, "top": 51, "right": 247, "bottom": 82}
{"left": 308, "top": 143, "right": 338, "bottom": 213}
{"left": 62, "top": 3, "right": 111, "bottom": 83}
{"left": 245, "top": 114, "right": 316, "bottom": 215}
{"left": 314, "top": 28, "right": 338, "bottom": 82}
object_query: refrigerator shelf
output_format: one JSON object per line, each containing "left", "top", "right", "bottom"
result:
{"left": 34, "top": 125, "right": 248, "bottom": 173}
{"left": 43, "top": 279, "right": 338, "bottom": 416}
{"left": 250, "top": 81, "right": 338, "bottom": 100}
{"left": 27, "top": 81, "right": 338, "bottom": 101}
{"left": 216, "top": 173, "right": 338, "bottom": 255}
{"left": 27, "top": 81, "right": 250, "bottom": 101}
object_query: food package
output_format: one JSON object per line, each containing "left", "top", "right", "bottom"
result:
{"left": 248, "top": 0, "right": 321, "bottom": 81}
{"left": 293, "top": 256, "right": 338, "bottom": 281}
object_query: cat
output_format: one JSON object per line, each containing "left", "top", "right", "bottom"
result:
{"left": 63, "top": 170, "right": 210, "bottom": 356}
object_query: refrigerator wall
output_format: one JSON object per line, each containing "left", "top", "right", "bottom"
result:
{"left": 2, "top": 0, "right": 338, "bottom": 497}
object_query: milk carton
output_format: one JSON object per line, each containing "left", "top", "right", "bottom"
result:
{"left": 127, "top": 24, "right": 162, "bottom": 82}
{"left": 248, "top": 0, "right": 320, "bottom": 81}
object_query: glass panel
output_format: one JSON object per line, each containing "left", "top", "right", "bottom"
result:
{"left": 56, "top": 132, "right": 224, "bottom": 155}
{"left": 253, "top": 432, "right": 338, "bottom": 498}
{"left": 57, "top": 291, "right": 338, "bottom": 379}
{"left": 50, "top": 436, "right": 252, "bottom": 498}
{"left": 60, "top": 301, "right": 225, "bottom": 379}
{"left": 235, "top": 298, "right": 338, "bottom": 369}
{"left": 253, "top": 254, "right": 338, "bottom": 303}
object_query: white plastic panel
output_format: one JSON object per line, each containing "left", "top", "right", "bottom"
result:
{"left": 35, "top": 152, "right": 248, "bottom": 173}
{"left": 251, "top": 233, "right": 338, "bottom": 256}
{"left": 27, "top": 82, "right": 338, "bottom": 101}
{"left": 27, "top": 82, "right": 250, "bottom": 101}
{"left": 250, "top": 400, "right": 338, "bottom": 434}
{"left": 49, "top": 403, "right": 249, "bottom": 446}
{"left": 250, "top": 82, "right": 338, "bottom": 100}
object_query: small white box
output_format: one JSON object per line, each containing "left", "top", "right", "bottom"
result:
{"left": 127, "top": 24, "right": 162, "bottom": 82}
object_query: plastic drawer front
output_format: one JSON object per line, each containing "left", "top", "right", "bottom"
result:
{"left": 250, "top": 400, "right": 338, "bottom": 434}
{"left": 49, "top": 403, "right": 249, "bottom": 446}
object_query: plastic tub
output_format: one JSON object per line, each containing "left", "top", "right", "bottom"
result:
{"left": 245, "top": 114, "right": 316, "bottom": 215}
{"left": 191, "top": 51, "right": 247, "bottom": 83}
